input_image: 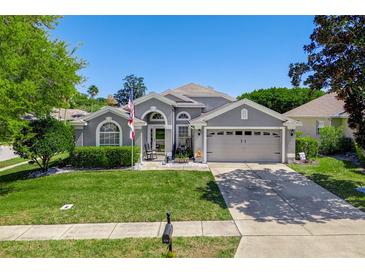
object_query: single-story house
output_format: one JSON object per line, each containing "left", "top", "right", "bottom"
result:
{"left": 284, "top": 93, "right": 353, "bottom": 139}
{"left": 71, "top": 83, "right": 301, "bottom": 163}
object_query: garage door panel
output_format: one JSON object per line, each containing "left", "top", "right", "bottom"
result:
{"left": 207, "top": 129, "right": 281, "bottom": 162}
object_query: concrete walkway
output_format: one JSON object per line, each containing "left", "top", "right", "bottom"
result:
{"left": 0, "top": 220, "right": 240, "bottom": 241}
{"left": 209, "top": 163, "right": 365, "bottom": 257}
{"left": 0, "top": 161, "right": 28, "bottom": 172}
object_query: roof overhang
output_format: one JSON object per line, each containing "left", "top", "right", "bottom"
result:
{"left": 176, "top": 103, "right": 205, "bottom": 108}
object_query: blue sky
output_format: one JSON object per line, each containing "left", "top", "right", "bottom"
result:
{"left": 52, "top": 16, "right": 314, "bottom": 98}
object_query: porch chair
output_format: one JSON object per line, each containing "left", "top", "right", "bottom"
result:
{"left": 144, "top": 143, "right": 157, "bottom": 160}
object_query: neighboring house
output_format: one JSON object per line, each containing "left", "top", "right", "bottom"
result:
{"left": 52, "top": 108, "right": 89, "bottom": 121}
{"left": 71, "top": 83, "right": 301, "bottom": 163}
{"left": 285, "top": 93, "right": 353, "bottom": 139}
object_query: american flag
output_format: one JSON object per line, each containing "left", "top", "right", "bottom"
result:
{"left": 127, "top": 89, "right": 135, "bottom": 140}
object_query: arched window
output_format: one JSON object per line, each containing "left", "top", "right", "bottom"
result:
{"left": 177, "top": 111, "right": 191, "bottom": 121}
{"left": 150, "top": 112, "right": 164, "bottom": 121}
{"left": 241, "top": 108, "right": 248, "bottom": 120}
{"left": 98, "top": 122, "right": 121, "bottom": 146}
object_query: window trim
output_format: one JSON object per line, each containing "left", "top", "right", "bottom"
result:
{"left": 316, "top": 120, "right": 325, "bottom": 135}
{"left": 176, "top": 111, "right": 191, "bottom": 121}
{"left": 176, "top": 124, "right": 191, "bottom": 147}
{"left": 96, "top": 119, "right": 123, "bottom": 146}
{"left": 241, "top": 108, "right": 248, "bottom": 120}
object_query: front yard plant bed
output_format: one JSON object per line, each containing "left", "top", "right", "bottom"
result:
{"left": 289, "top": 157, "right": 365, "bottom": 211}
{"left": 0, "top": 237, "right": 240, "bottom": 258}
{"left": 0, "top": 168, "right": 231, "bottom": 225}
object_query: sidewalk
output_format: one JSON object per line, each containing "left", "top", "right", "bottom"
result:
{"left": 0, "top": 220, "right": 241, "bottom": 241}
{"left": 0, "top": 161, "right": 28, "bottom": 172}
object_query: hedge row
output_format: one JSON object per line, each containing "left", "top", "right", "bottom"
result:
{"left": 70, "top": 146, "right": 140, "bottom": 168}
{"left": 296, "top": 136, "right": 319, "bottom": 160}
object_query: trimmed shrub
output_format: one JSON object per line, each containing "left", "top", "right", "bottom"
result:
{"left": 70, "top": 146, "right": 140, "bottom": 168}
{"left": 319, "top": 126, "right": 343, "bottom": 155}
{"left": 296, "top": 136, "right": 319, "bottom": 160}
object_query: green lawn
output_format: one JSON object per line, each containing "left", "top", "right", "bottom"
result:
{"left": 289, "top": 157, "right": 365, "bottom": 211}
{"left": 0, "top": 163, "right": 230, "bottom": 225}
{"left": 0, "top": 237, "right": 240, "bottom": 258}
{"left": 0, "top": 157, "right": 27, "bottom": 169}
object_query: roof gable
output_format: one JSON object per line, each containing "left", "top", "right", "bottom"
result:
{"left": 284, "top": 93, "right": 346, "bottom": 117}
{"left": 78, "top": 106, "right": 146, "bottom": 125}
{"left": 133, "top": 92, "right": 177, "bottom": 106}
{"left": 192, "top": 98, "right": 289, "bottom": 122}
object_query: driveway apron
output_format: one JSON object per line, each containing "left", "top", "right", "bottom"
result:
{"left": 209, "top": 162, "right": 365, "bottom": 257}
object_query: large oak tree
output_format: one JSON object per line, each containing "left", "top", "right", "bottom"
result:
{"left": 0, "top": 16, "right": 85, "bottom": 141}
{"left": 289, "top": 16, "right": 365, "bottom": 149}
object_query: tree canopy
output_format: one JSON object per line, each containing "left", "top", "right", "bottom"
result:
{"left": 0, "top": 16, "right": 85, "bottom": 141}
{"left": 237, "top": 87, "right": 324, "bottom": 114}
{"left": 114, "top": 74, "right": 147, "bottom": 105}
{"left": 289, "top": 16, "right": 365, "bottom": 149}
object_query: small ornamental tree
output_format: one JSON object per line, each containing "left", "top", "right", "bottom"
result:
{"left": 13, "top": 118, "right": 75, "bottom": 171}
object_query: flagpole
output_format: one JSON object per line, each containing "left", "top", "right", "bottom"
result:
{"left": 131, "top": 135, "right": 134, "bottom": 170}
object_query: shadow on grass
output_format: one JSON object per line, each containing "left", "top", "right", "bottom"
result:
{"left": 305, "top": 172, "right": 365, "bottom": 212}
{"left": 0, "top": 158, "right": 65, "bottom": 196}
{"left": 196, "top": 180, "right": 228, "bottom": 210}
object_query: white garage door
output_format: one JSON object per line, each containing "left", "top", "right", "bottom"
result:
{"left": 207, "top": 129, "right": 282, "bottom": 162}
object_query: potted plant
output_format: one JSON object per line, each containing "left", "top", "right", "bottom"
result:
{"left": 174, "top": 149, "right": 189, "bottom": 163}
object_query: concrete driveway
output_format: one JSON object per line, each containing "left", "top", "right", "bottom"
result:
{"left": 209, "top": 163, "right": 365, "bottom": 257}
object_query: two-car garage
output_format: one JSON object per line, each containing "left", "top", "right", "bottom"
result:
{"left": 192, "top": 99, "right": 299, "bottom": 164}
{"left": 206, "top": 128, "right": 283, "bottom": 162}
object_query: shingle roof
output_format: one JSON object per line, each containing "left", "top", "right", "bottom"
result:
{"left": 168, "top": 83, "right": 235, "bottom": 101}
{"left": 284, "top": 93, "right": 347, "bottom": 118}
{"left": 52, "top": 108, "right": 89, "bottom": 121}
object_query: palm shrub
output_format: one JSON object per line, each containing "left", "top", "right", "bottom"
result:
{"left": 296, "top": 136, "right": 319, "bottom": 160}
{"left": 13, "top": 118, "right": 75, "bottom": 171}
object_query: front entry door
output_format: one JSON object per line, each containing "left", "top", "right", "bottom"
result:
{"left": 151, "top": 127, "right": 165, "bottom": 152}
